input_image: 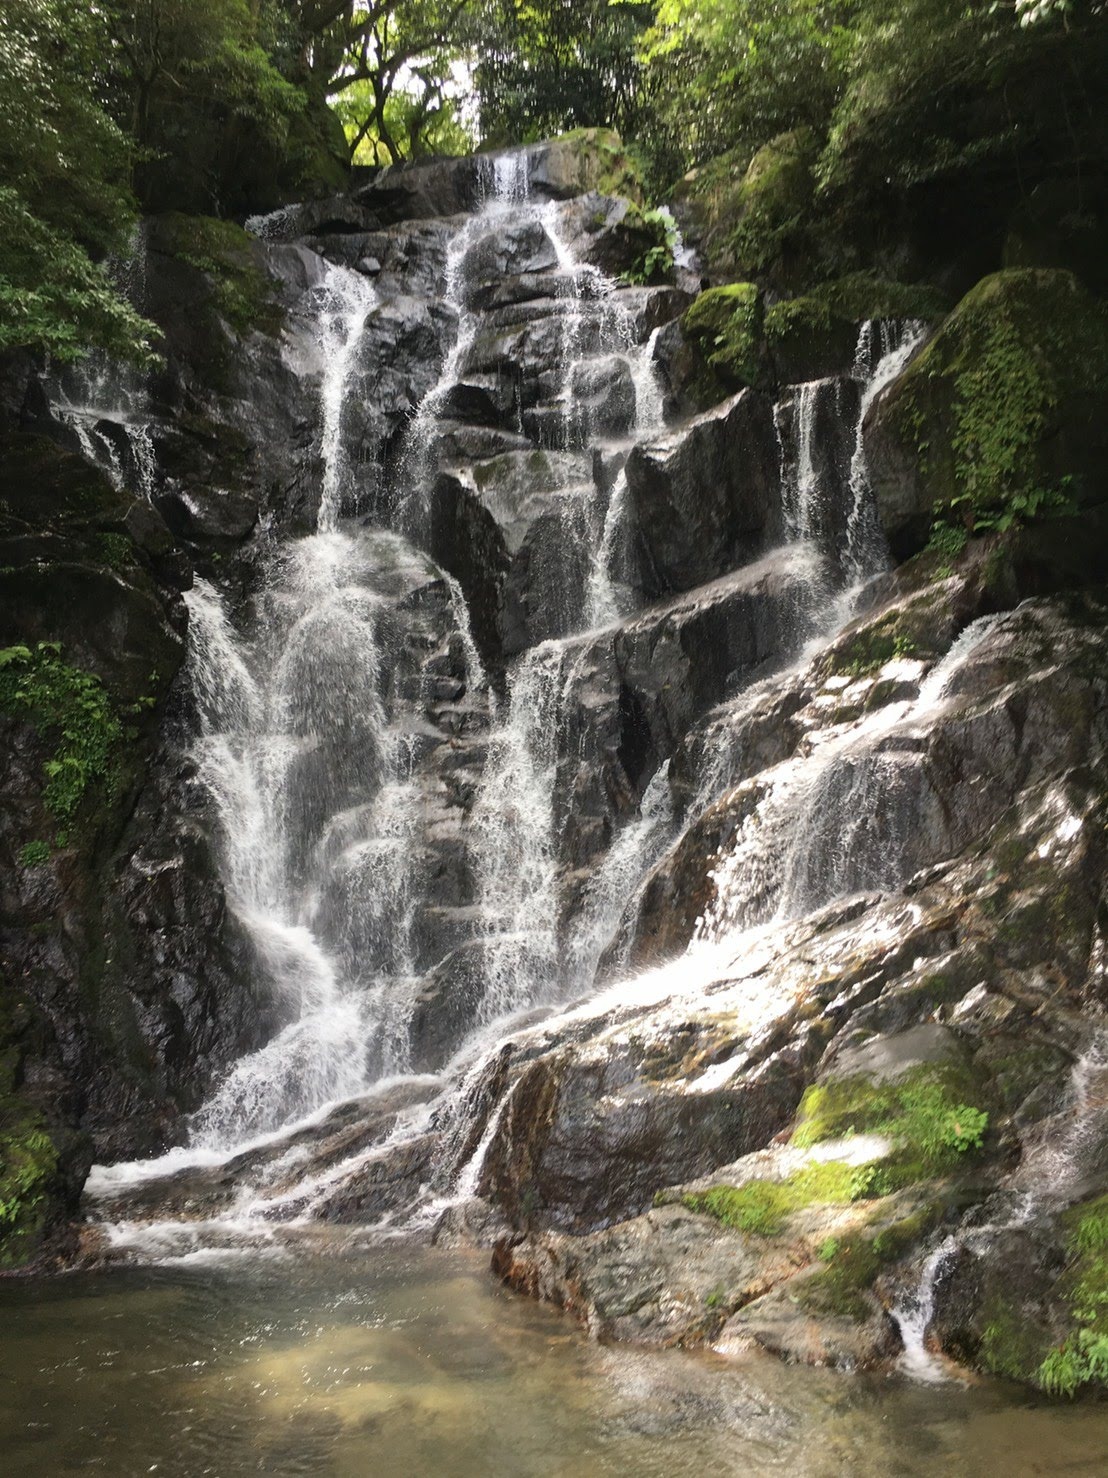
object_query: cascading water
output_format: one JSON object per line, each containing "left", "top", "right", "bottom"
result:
{"left": 85, "top": 153, "right": 962, "bottom": 1292}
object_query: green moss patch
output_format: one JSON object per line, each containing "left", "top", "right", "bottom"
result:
{"left": 793, "top": 1064, "right": 989, "bottom": 1185}
{"left": 880, "top": 269, "right": 1108, "bottom": 550}
{"left": 730, "top": 130, "right": 815, "bottom": 277}
{"left": 814, "top": 273, "right": 949, "bottom": 323}
{"left": 683, "top": 283, "right": 765, "bottom": 387}
{"left": 800, "top": 1205, "right": 943, "bottom": 1319}
{"left": 681, "top": 1159, "right": 877, "bottom": 1237}
{"left": 155, "top": 213, "right": 281, "bottom": 336}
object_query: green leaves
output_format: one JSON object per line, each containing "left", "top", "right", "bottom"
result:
{"left": 0, "top": 643, "right": 124, "bottom": 829}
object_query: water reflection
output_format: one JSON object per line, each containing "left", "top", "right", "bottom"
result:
{"left": 2, "top": 1244, "right": 1107, "bottom": 1475}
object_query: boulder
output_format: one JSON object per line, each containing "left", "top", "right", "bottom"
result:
{"left": 624, "top": 390, "right": 779, "bottom": 598}
{"left": 865, "top": 268, "right": 1108, "bottom": 562}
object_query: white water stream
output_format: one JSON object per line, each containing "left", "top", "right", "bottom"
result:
{"left": 81, "top": 158, "right": 975, "bottom": 1328}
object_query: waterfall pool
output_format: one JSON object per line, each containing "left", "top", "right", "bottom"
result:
{"left": 2, "top": 1242, "right": 1106, "bottom": 1476}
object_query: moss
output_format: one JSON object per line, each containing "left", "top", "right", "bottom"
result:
{"left": 981, "top": 1297, "right": 1051, "bottom": 1384}
{"left": 95, "top": 531, "right": 135, "bottom": 571}
{"left": 881, "top": 269, "right": 1108, "bottom": 546}
{"left": 825, "top": 625, "right": 918, "bottom": 679}
{"left": 800, "top": 1204, "right": 944, "bottom": 1320}
{"left": 155, "top": 212, "right": 282, "bottom": 337}
{"left": 730, "top": 131, "right": 816, "bottom": 277}
{"left": 765, "top": 294, "right": 859, "bottom": 380}
{"left": 792, "top": 1063, "right": 990, "bottom": 1176}
{"left": 0, "top": 642, "right": 123, "bottom": 829}
{"left": 682, "top": 283, "right": 765, "bottom": 387}
{"left": 798, "top": 1234, "right": 883, "bottom": 1318}
{"left": 17, "top": 840, "right": 50, "bottom": 867}
{"left": 765, "top": 296, "right": 834, "bottom": 343}
{"left": 814, "top": 272, "right": 950, "bottom": 322}
{"left": 681, "top": 1159, "right": 879, "bottom": 1237}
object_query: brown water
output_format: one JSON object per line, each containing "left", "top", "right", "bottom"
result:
{"left": 2, "top": 1241, "right": 1107, "bottom": 1476}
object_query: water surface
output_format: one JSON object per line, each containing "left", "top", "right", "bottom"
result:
{"left": 3, "top": 1242, "right": 1107, "bottom": 1475}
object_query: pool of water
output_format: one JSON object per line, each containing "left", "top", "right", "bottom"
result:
{"left": 2, "top": 1238, "right": 1107, "bottom": 1476}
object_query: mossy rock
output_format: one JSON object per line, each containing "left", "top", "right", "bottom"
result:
{"left": 0, "top": 988, "right": 84, "bottom": 1270}
{"left": 148, "top": 212, "right": 282, "bottom": 338}
{"left": 730, "top": 131, "right": 817, "bottom": 284}
{"left": 813, "top": 273, "right": 951, "bottom": 323}
{"left": 542, "top": 128, "right": 644, "bottom": 205}
{"left": 682, "top": 283, "right": 768, "bottom": 389}
{"left": 765, "top": 296, "right": 857, "bottom": 384}
{"left": 865, "top": 268, "right": 1108, "bottom": 564}
{"left": 672, "top": 146, "right": 755, "bottom": 280}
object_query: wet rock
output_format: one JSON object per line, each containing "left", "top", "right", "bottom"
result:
{"left": 624, "top": 391, "right": 779, "bottom": 598}
{"left": 479, "top": 1034, "right": 805, "bottom": 1235}
{"left": 865, "top": 269, "right": 1108, "bottom": 563}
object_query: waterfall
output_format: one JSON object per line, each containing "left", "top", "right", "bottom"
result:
{"left": 313, "top": 264, "right": 377, "bottom": 527}
{"left": 843, "top": 320, "right": 928, "bottom": 582}
{"left": 695, "top": 614, "right": 1003, "bottom": 943}
{"left": 84, "top": 155, "right": 958, "bottom": 1267}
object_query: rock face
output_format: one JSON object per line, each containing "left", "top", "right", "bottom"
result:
{"left": 624, "top": 392, "right": 779, "bottom": 599}
{"left": 865, "top": 268, "right": 1108, "bottom": 564}
{"left": 4, "top": 127, "right": 1108, "bottom": 1410}
{"left": 482, "top": 588, "right": 1108, "bottom": 1379}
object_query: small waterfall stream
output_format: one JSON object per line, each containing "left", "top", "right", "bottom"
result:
{"left": 80, "top": 153, "right": 978, "bottom": 1295}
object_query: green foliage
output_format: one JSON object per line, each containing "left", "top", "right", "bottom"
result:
{"left": 642, "top": 0, "right": 852, "bottom": 171}
{"left": 475, "top": 1, "right": 655, "bottom": 156}
{"left": 108, "top": 0, "right": 306, "bottom": 149}
{"left": 793, "top": 1065, "right": 989, "bottom": 1169}
{"left": 157, "top": 214, "right": 279, "bottom": 336}
{"left": 623, "top": 206, "right": 679, "bottom": 285}
{"left": 642, "top": 0, "right": 1108, "bottom": 296}
{"left": 322, "top": 0, "right": 484, "bottom": 164}
{"left": 95, "top": 532, "right": 136, "bottom": 571}
{"left": 0, "top": 1118, "right": 58, "bottom": 1266}
{"left": 683, "top": 283, "right": 765, "bottom": 386}
{"left": 18, "top": 841, "right": 50, "bottom": 868}
{"left": 0, "top": 193, "right": 157, "bottom": 365}
{"left": 1035, "top": 1192, "right": 1108, "bottom": 1395}
{"left": 0, "top": 2, "right": 155, "bottom": 362}
{"left": 0, "top": 643, "right": 123, "bottom": 826}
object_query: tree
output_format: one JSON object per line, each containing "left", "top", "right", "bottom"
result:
{"left": 0, "top": 0, "right": 153, "bottom": 362}
{"left": 474, "top": 0, "right": 655, "bottom": 148}
{"left": 283, "top": 1, "right": 481, "bottom": 163}
{"left": 106, "top": 0, "right": 309, "bottom": 209}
